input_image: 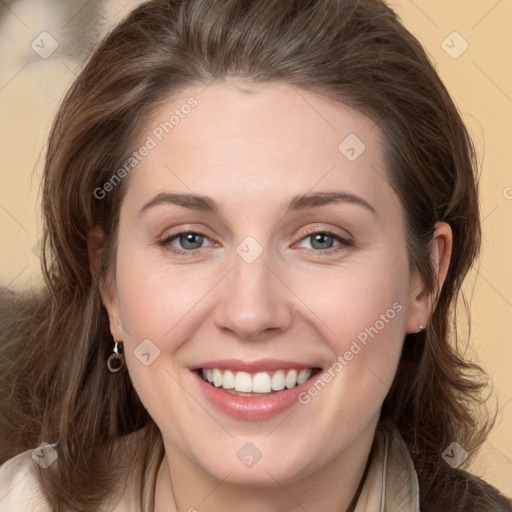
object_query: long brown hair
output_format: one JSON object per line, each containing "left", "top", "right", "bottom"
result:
{"left": 1, "top": 0, "right": 510, "bottom": 510}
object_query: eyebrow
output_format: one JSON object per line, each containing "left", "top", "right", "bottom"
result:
{"left": 137, "top": 190, "right": 377, "bottom": 217}
{"left": 138, "top": 192, "right": 219, "bottom": 216}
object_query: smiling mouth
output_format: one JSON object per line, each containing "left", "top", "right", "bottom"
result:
{"left": 197, "top": 367, "right": 322, "bottom": 396}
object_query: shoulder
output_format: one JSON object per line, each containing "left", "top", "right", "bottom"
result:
{"left": 0, "top": 433, "right": 147, "bottom": 512}
{"left": 0, "top": 448, "right": 52, "bottom": 511}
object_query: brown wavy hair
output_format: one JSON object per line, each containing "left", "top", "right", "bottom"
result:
{"left": 1, "top": 0, "right": 511, "bottom": 510}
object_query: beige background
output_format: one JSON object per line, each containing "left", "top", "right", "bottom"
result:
{"left": 0, "top": 0, "right": 511, "bottom": 497}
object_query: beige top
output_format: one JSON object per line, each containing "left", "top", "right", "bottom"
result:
{"left": 0, "top": 427, "right": 420, "bottom": 511}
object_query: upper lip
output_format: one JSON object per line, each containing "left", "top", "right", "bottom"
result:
{"left": 191, "top": 359, "right": 321, "bottom": 372}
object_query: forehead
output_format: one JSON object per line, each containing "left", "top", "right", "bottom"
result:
{"left": 124, "top": 79, "right": 398, "bottom": 219}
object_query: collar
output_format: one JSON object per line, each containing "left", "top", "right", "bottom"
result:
{"left": 354, "top": 427, "right": 421, "bottom": 512}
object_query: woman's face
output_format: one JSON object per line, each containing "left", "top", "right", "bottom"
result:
{"left": 102, "top": 80, "right": 430, "bottom": 488}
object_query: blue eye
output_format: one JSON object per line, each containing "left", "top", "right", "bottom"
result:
{"left": 160, "top": 231, "right": 213, "bottom": 254}
{"left": 297, "top": 230, "right": 353, "bottom": 253}
{"left": 303, "top": 233, "right": 337, "bottom": 250}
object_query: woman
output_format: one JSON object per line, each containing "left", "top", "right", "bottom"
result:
{"left": 0, "top": 0, "right": 510, "bottom": 510}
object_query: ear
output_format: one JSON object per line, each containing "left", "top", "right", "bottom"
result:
{"left": 405, "top": 221, "right": 452, "bottom": 334}
{"left": 88, "top": 226, "right": 125, "bottom": 341}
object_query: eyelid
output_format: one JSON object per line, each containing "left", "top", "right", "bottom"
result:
{"left": 158, "top": 227, "right": 216, "bottom": 255}
{"left": 293, "top": 227, "right": 353, "bottom": 252}
{"left": 296, "top": 226, "right": 352, "bottom": 241}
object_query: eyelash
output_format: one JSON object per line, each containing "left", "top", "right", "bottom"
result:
{"left": 298, "top": 228, "right": 353, "bottom": 255}
{"left": 159, "top": 229, "right": 214, "bottom": 257}
{"left": 159, "top": 228, "right": 353, "bottom": 257}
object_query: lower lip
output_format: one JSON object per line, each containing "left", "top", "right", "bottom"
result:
{"left": 192, "top": 370, "right": 317, "bottom": 420}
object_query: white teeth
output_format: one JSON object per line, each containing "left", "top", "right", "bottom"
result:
{"left": 201, "top": 368, "right": 313, "bottom": 393}
{"left": 297, "top": 368, "right": 310, "bottom": 385}
{"left": 252, "top": 372, "right": 272, "bottom": 393}
{"left": 212, "top": 369, "right": 223, "bottom": 387}
{"left": 234, "top": 371, "right": 252, "bottom": 392}
{"left": 285, "top": 369, "right": 298, "bottom": 389}
{"left": 222, "top": 370, "right": 235, "bottom": 389}
{"left": 271, "top": 370, "right": 286, "bottom": 391}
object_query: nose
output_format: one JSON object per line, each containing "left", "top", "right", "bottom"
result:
{"left": 213, "top": 248, "right": 293, "bottom": 341}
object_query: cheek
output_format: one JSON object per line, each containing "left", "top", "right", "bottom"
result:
{"left": 111, "top": 250, "right": 202, "bottom": 437}
{"left": 111, "top": 241, "right": 221, "bottom": 410}
{"left": 113, "top": 240, "right": 216, "bottom": 341}
{"left": 291, "top": 254, "right": 409, "bottom": 421}
{"left": 291, "top": 251, "right": 409, "bottom": 350}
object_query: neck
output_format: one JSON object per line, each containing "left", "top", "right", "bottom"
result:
{"left": 156, "top": 422, "right": 378, "bottom": 512}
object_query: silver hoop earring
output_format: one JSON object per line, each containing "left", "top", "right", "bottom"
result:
{"left": 107, "top": 341, "right": 125, "bottom": 373}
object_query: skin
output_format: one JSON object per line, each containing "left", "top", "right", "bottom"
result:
{"left": 97, "top": 79, "right": 452, "bottom": 512}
